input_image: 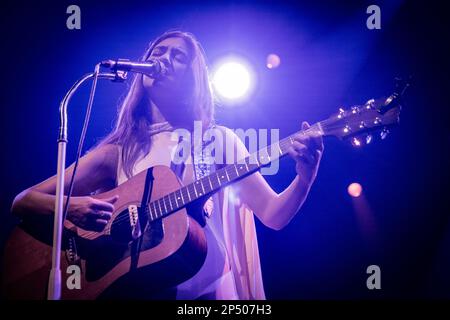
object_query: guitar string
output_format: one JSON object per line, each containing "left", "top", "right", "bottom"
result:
{"left": 78, "top": 127, "right": 322, "bottom": 239}
{"left": 75, "top": 126, "right": 319, "bottom": 238}
{"left": 76, "top": 127, "right": 318, "bottom": 238}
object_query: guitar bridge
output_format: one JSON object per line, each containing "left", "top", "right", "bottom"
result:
{"left": 128, "top": 205, "right": 142, "bottom": 240}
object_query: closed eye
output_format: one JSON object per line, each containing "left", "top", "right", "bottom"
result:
{"left": 172, "top": 49, "right": 188, "bottom": 63}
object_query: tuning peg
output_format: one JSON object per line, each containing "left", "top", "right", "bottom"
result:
{"left": 365, "top": 99, "right": 375, "bottom": 109}
{"left": 351, "top": 106, "right": 360, "bottom": 114}
{"left": 343, "top": 125, "right": 351, "bottom": 134}
{"left": 380, "top": 127, "right": 390, "bottom": 140}
{"left": 337, "top": 107, "right": 345, "bottom": 119}
{"left": 351, "top": 137, "right": 362, "bottom": 147}
{"left": 366, "top": 134, "right": 373, "bottom": 144}
{"left": 374, "top": 117, "right": 382, "bottom": 125}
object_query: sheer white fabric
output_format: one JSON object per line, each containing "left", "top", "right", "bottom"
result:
{"left": 116, "top": 124, "right": 266, "bottom": 299}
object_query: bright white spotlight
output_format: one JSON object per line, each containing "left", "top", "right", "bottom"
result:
{"left": 212, "top": 61, "right": 252, "bottom": 100}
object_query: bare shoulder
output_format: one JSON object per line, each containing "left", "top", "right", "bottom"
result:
{"left": 86, "top": 143, "right": 120, "bottom": 174}
{"left": 213, "top": 125, "right": 239, "bottom": 141}
{"left": 212, "top": 125, "right": 249, "bottom": 160}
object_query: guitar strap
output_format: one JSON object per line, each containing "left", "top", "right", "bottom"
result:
{"left": 129, "top": 168, "right": 155, "bottom": 271}
{"left": 191, "top": 125, "right": 216, "bottom": 220}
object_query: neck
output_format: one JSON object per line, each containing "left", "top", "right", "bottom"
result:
{"left": 149, "top": 99, "right": 167, "bottom": 124}
{"left": 147, "top": 94, "right": 194, "bottom": 129}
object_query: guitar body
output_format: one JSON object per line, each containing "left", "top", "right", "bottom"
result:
{"left": 2, "top": 166, "right": 207, "bottom": 300}
{"left": 2, "top": 90, "right": 405, "bottom": 299}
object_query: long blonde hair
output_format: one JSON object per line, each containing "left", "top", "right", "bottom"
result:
{"left": 97, "top": 30, "right": 215, "bottom": 178}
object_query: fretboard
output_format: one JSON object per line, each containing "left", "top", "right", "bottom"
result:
{"left": 146, "top": 122, "right": 324, "bottom": 222}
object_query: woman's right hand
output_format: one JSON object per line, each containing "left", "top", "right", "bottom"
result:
{"left": 66, "top": 195, "right": 119, "bottom": 231}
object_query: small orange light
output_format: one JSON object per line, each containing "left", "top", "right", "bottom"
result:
{"left": 348, "top": 182, "right": 363, "bottom": 197}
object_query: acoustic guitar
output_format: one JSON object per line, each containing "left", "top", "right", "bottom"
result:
{"left": 2, "top": 91, "right": 403, "bottom": 299}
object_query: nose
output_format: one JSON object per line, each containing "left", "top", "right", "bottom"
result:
{"left": 159, "top": 52, "right": 172, "bottom": 73}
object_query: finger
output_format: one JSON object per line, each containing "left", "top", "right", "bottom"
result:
{"left": 92, "top": 211, "right": 112, "bottom": 220}
{"left": 95, "top": 219, "right": 109, "bottom": 226}
{"left": 93, "top": 219, "right": 109, "bottom": 231}
{"left": 288, "top": 147, "right": 313, "bottom": 165}
{"left": 92, "top": 196, "right": 118, "bottom": 212}
{"left": 302, "top": 121, "right": 310, "bottom": 130}
{"left": 300, "top": 120, "right": 324, "bottom": 150}
{"left": 292, "top": 141, "right": 307, "bottom": 153}
{"left": 315, "top": 149, "right": 323, "bottom": 161}
{"left": 295, "top": 133, "right": 323, "bottom": 152}
{"left": 298, "top": 152, "right": 316, "bottom": 165}
{"left": 287, "top": 148, "right": 299, "bottom": 160}
{"left": 311, "top": 134, "right": 324, "bottom": 152}
{"left": 292, "top": 142, "right": 316, "bottom": 161}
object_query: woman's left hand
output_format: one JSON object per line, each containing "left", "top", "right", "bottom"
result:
{"left": 288, "top": 121, "right": 324, "bottom": 185}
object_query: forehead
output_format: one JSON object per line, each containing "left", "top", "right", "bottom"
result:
{"left": 154, "top": 37, "right": 188, "bottom": 51}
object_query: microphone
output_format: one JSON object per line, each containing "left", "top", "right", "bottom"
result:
{"left": 100, "top": 59, "right": 165, "bottom": 78}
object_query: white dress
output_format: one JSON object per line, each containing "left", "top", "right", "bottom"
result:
{"left": 116, "top": 123, "right": 266, "bottom": 300}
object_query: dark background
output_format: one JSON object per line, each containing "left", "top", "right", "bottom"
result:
{"left": 0, "top": 0, "right": 449, "bottom": 299}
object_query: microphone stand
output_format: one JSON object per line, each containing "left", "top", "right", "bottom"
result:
{"left": 47, "top": 69, "right": 127, "bottom": 300}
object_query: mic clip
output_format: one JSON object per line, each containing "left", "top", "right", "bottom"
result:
{"left": 100, "top": 59, "right": 128, "bottom": 82}
{"left": 112, "top": 69, "right": 128, "bottom": 82}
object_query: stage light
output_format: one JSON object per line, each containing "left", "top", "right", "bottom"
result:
{"left": 348, "top": 182, "right": 363, "bottom": 198}
{"left": 212, "top": 60, "right": 253, "bottom": 101}
{"left": 266, "top": 53, "right": 281, "bottom": 69}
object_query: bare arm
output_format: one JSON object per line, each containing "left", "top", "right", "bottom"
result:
{"left": 219, "top": 124, "right": 323, "bottom": 230}
{"left": 11, "top": 144, "right": 120, "bottom": 230}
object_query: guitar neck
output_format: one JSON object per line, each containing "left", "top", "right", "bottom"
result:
{"left": 146, "top": 122, "right": 325, "bottom": 222}
{"left": 147, "top": 91, "right": 405, "bottom": 221}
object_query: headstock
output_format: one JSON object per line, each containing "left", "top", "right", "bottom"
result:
{"left": 320, "top": 82, "right": 408, "bottom": 146}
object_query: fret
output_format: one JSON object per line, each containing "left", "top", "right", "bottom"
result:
{"left": 149, "top": 202, "right": 156, "bottom": 220}
{"left": 216, "top": 172, "right": 221, "bottom": 185}
{"left": 258, "top": 150, "right": 269, "bottom": 165}
{"left": 168, "top": 193, "right": 175, "bottom": 211}
{"left": 179, "top": 188, "right": 186, "bottom": 204}
{"left": 165, "top": 196, "right": 171, "bottom": 212}
{"left": 177, "top": 189, "right": 184, "bottom": 205}
{"left": 238, "top": 164, "right": 246, "bottom": 175}
{"left": 277, "top": 142, "right": 283, "bottom": 156}
{"left": 173, "top": 191, "right": 180, "bottom": 207}
{"left": 169, "top": 193, "right": 176, "bottom": 210}
{"left": 162, "top": 197, "right": 168, "bottom": 214}
{"left": 159, "top": 200, "right": 165, "bottom": 217}
{"left": 207, "top": 175, "right": 213, "bottom": 190}
{"left": 289, "top": 136, "right": 294, "bottom": 145}
{"left": 234, "top": 164, "right": 239, "bottom": 176}
{"left": 181, "top": 187, "right": 187, "bottom": 203}
{"left": 227, "top": 166, "right": 237, "bottom": 179}
{"left": 191, "top": 183, "right": 198, "bottom": 198}
{"left": 164, "top": 193, "right": 172, "bottom": 212}
{"left": 193, "top": 181, "right": 200, "bottom": 197}
{"left": 155, "top": 201, "right": 161, "bottom": 218}
{"left": 152, "top": 201, "right": 157, "bottom": 218}
{"left": 255, "top": 154, "right": 261, "bottom": 167}
{"left": 187, "top": 186, "right": 193, "bottom": 201}
{"left": 224, "top": 168, "right": 230, "bottom": 181}
{"left": 197, "top": 180, "right": 205, "bottom": 195}
{"left": 219, "top": 170, "right": 227, "bottom": 184}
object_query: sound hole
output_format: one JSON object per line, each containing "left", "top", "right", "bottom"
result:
{"left": 85, "top": 213, "right": 165, "bottom": 282}
{"left": 110, "top": 210, "right": 134, "bottom": 243}
{"left": 85, "top": 208, "right": 164, "bottom": 282}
